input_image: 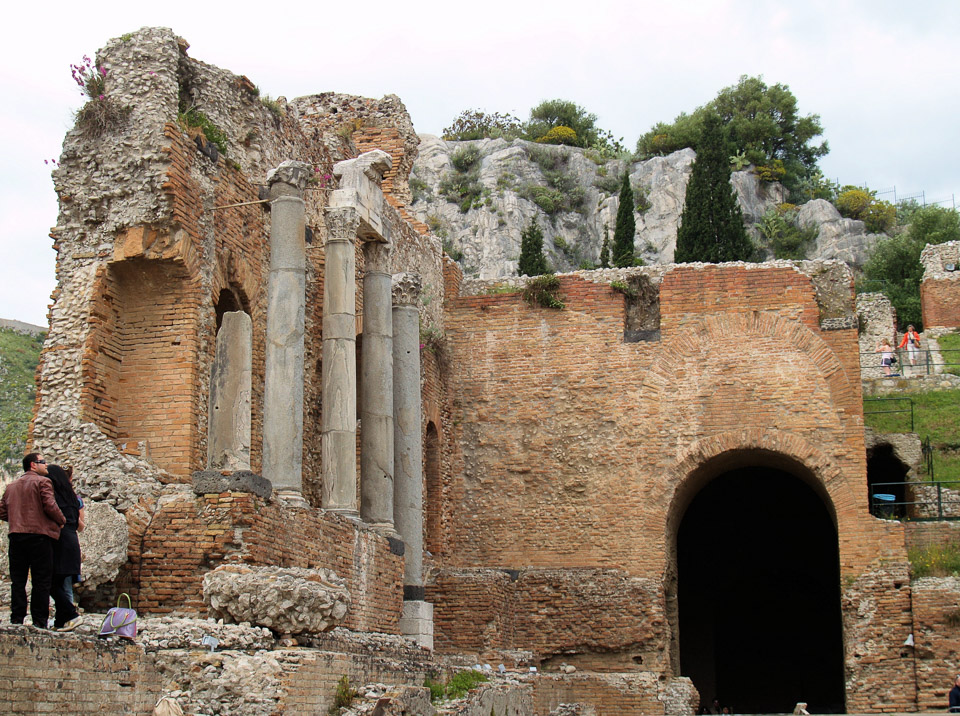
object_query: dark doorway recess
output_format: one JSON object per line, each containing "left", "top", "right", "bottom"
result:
{"left": 677, "top": 467, "right": 845, "bottom": 714}
{"left": 866, "top": 444, "right": 908, "bottom": 519}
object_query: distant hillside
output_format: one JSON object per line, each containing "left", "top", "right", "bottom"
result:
{"left": 0, "top": 326, "right": 44, "bottom": 481}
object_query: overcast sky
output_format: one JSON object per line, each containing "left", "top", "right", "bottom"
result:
{"left": 2, "top": 0, "right": 958, "bottom": 326}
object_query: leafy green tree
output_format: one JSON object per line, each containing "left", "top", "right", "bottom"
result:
{"left": 674, "top": 113, "right": 753, "bottom": 263}
{"left": 613, "top": 174, "right": 637, "bottom": 267}
{"left": 518, "top": 217, "right": 549, "bottom": 277}
{"left": 907, "top": 205, "right": 960, "bottom": 245}
{"left": 636, "top": 76, "right": 828, "bottom": 191}
{"left": 524, "top": 99, "right": 623, "bottom": 154}
{"left": 861, "top": 206, "right": 960, "bottom": 330}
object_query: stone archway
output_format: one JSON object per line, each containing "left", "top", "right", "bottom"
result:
{"left": 667, "top": 449, "right": 845, "bottom": 714}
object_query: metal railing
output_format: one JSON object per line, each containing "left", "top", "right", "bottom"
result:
{"left": 864, "top": 396, "right": 914, "bottom": 431}
{"left": 870, "top": 478, "right": 960, "bottom": 521}
{"left": 860, "top": 347, "right": 960, "bottom": 378}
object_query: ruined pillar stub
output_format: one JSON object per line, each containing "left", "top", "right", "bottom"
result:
{"left": 360, "top": 241, "right": 395, "bottom": 531}
{"left": 392, "top": 272, "right": 424, "bottom": 589}
{"left": 322, "top": 150, "right": 392, "bottom": 516}
{"left": 262, "top": 160, "right": 310, "bottom": 493}
{"left": 207, "top": 311, "right": 252, "bottom": 471}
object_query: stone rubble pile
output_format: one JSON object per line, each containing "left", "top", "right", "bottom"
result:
{"left": 203, "top": 564, "right": 350, "bottom": 635}
{"left": 76, "top": 499, "right": 129, "bottom": 590}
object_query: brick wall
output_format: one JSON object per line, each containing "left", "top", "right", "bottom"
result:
{"left": 0, "top": 628, "right": 162, "bottom": 714}
{"left": 435, "top": 264, "right": 911, "bottom": 711}
{"left": 122, "top": 492, "right": 403, "bottom": 633}
{"left": 911, "top": 577, "right": 960, "bottom": 711}
{"left": 922, "top": 278, "right": 960, "bottom": 329}
{"left": 533, "top": 673, "right": 665, "bottom": 715}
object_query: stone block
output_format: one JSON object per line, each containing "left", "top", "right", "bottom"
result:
{"left": 202, "top": 564, "right": 350, "bottom": 635}
{"left": 191, "top": 470, "right": 272, "bottom": 499}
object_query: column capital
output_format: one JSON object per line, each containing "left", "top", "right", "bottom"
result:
{"left": 324, "top": 206, "right": 360, "bottom": 243}
{"left": 267, "top": 160, "right": 313, "bottom": 196}
{"left": 392, "top": 272, "right": 422, "bottom": 307}
{"left": 364, "top": 241, "right": 392, "bottom": 274}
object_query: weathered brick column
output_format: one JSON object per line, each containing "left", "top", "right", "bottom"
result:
{"left": 360, "top": 241, "right": 395, "bottom": 532}
{"left": 262, "top": 160, "right": 311, "bottom": 493}
{"left": 322, "top": 150, "right": 392, "bottom": 516}
{"left": 393, "top": 271, "right": 433, "bottom": 649}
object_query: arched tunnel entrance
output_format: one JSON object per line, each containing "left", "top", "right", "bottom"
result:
{"left": 676, "top": 464, "right": 845, "bottom": 714}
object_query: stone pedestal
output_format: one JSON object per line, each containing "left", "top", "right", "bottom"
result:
{"left": 360, "top": 241, "right": 395, "bottom": 531}
{"left": 399, "top": 600, "right": 434, "bottom": 651}
{"left": 262, "top": 160, "right": 311, "bottom": 492}
{"left": 207, "top": 311, "right": 251, "bottom": 470}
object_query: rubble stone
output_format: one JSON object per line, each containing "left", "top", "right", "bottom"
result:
{"left": 203, "top": 564, "right": 350, "bottom": 634}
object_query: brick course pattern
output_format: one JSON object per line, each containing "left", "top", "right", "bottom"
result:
{"left": 920, "top": 241, "right": 960, "bottom": 330}
{"left": 434, "top": 264, "right": 912, "bottom": 711}
{"left": 0, "top": 628, "right": 162, "bottom": 714}
{"left": 118, "top": 491, "right": 403, "bottom": 633}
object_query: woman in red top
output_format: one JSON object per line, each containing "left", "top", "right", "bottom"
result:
{"left": 898, "top": 325, "right": 921, "bottom": 365}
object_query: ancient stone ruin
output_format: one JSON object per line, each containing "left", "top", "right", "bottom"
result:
{"left": 3, "top": 25, "right": 960, "bottom": 716}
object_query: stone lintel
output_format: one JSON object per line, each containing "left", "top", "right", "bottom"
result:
{"left": 328, "top": 150, "right": 392, "bottom": 242}
{"left": 191, "top": 470, "right": 272, "bottom": 499}
{"left": 392, "top": 272, "right": 422, "bottom": 307}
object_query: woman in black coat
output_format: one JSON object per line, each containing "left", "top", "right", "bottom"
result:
{"left": 47, "top": 464, "right": 81, "bottom": 630}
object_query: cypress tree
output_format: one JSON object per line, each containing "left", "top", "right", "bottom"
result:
{"left": 674, "top": 112, "right": 753, "bottom": 263}
{"left": 613, "top": 173, "right": 636, "bottom": 268}
{"left": 599, "top": 225, "right": 611, "bottom": 268}
{"left": 518, "top": 217, "right": 548, "bottom": 276}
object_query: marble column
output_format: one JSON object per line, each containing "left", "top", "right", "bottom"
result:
{"left": 321, "top": 206, "right": 360, "bottom": 515}
{"left": 392, "top": 272, "right": 433, "bottom": 649}
{"left": 207, "top": 311, "right": 252, "bottom": 471}
{"left": 262, "top": 160, "right": 311, "bottom": 492}
{"left": 360, "top": 241, "right": 395, "bottom": 531}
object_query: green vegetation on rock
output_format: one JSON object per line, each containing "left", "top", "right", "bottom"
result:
{"left": 636, "top": 75, "right": 828, "bottom": 193}
{"left": 0, "top": 328, "right": 44, "bottom": 476}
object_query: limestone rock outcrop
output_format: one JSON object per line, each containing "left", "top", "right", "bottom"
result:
{"left": 202, "top": 564, "right": 350, "bottom": 635}
{"left": 411, "top": 137, "right": 880, "bottom": 276}
{"left": 797, "top": 199, "right": 883, "bottom": 266}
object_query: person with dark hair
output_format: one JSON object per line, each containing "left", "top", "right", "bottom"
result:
{"left": 46, "top": 464, "right": 82, "bottom": 631}
{"left": 0, "top": 453, "right": 65, "bottom": 628}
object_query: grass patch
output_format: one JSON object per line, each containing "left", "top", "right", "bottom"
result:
{"left": 864, "top": 388, "right": 960, "bottom": 483}
{"left": 423, "top": 670, "right": 488, "bottom": 702}
{"left": 908, "top": 541, "right": 960, "bottom": 578}
{"left": 522, "top": 274, "right": 564, "bottom": 310}
{"left": 939, "top": 333, "right": 960, "bottom": 375}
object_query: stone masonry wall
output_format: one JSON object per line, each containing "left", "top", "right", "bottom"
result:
{"left": 921, "top": 240, "right": 960, "bottom": 329}
{"left": 115, "top": 489, "right": 403, "bottom": 633}
{"left": 0, "top": 629, "right": 162, "bottom": 714}
{"left": 911, "top": 577, "right": 960, "bottom": 712}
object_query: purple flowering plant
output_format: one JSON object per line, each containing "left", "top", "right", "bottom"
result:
{"left": 70, "top": 55, "right": 107, "bottom": 101}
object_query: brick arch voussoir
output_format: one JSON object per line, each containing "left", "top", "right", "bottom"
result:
{"left": 642, "top": 312, "right": 854, "bottom": 409}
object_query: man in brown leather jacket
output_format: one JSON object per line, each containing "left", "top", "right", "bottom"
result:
{"left": 0, "top": 453, "right": 65, "bottom": 628}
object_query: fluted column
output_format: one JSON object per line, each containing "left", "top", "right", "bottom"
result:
{"left": 360, "top": 241, "right": 395, "bottom": 531}
{"left": 321, "top": 207, "right": 360, "bottom": 515}
{"left": 262, "top": 160, "right": 311, "bottom": 492}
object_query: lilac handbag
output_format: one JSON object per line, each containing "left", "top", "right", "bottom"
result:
{"left": 98, "top": 593, "right": 137, "bottom": 639}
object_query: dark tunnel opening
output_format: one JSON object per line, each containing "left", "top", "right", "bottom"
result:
{"left": 677, "top": 466, "right": 845, "bottom": 714}
{"left": 866, "top": 444, "right": 909, "bottom": 519}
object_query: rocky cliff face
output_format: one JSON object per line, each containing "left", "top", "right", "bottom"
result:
{"left": 410, "top": 135, "right": 880, "bottom": 277}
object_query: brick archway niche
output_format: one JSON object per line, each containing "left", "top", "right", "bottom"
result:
{"left": 664, "top": 441, "right": 844, "bottom": 714}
